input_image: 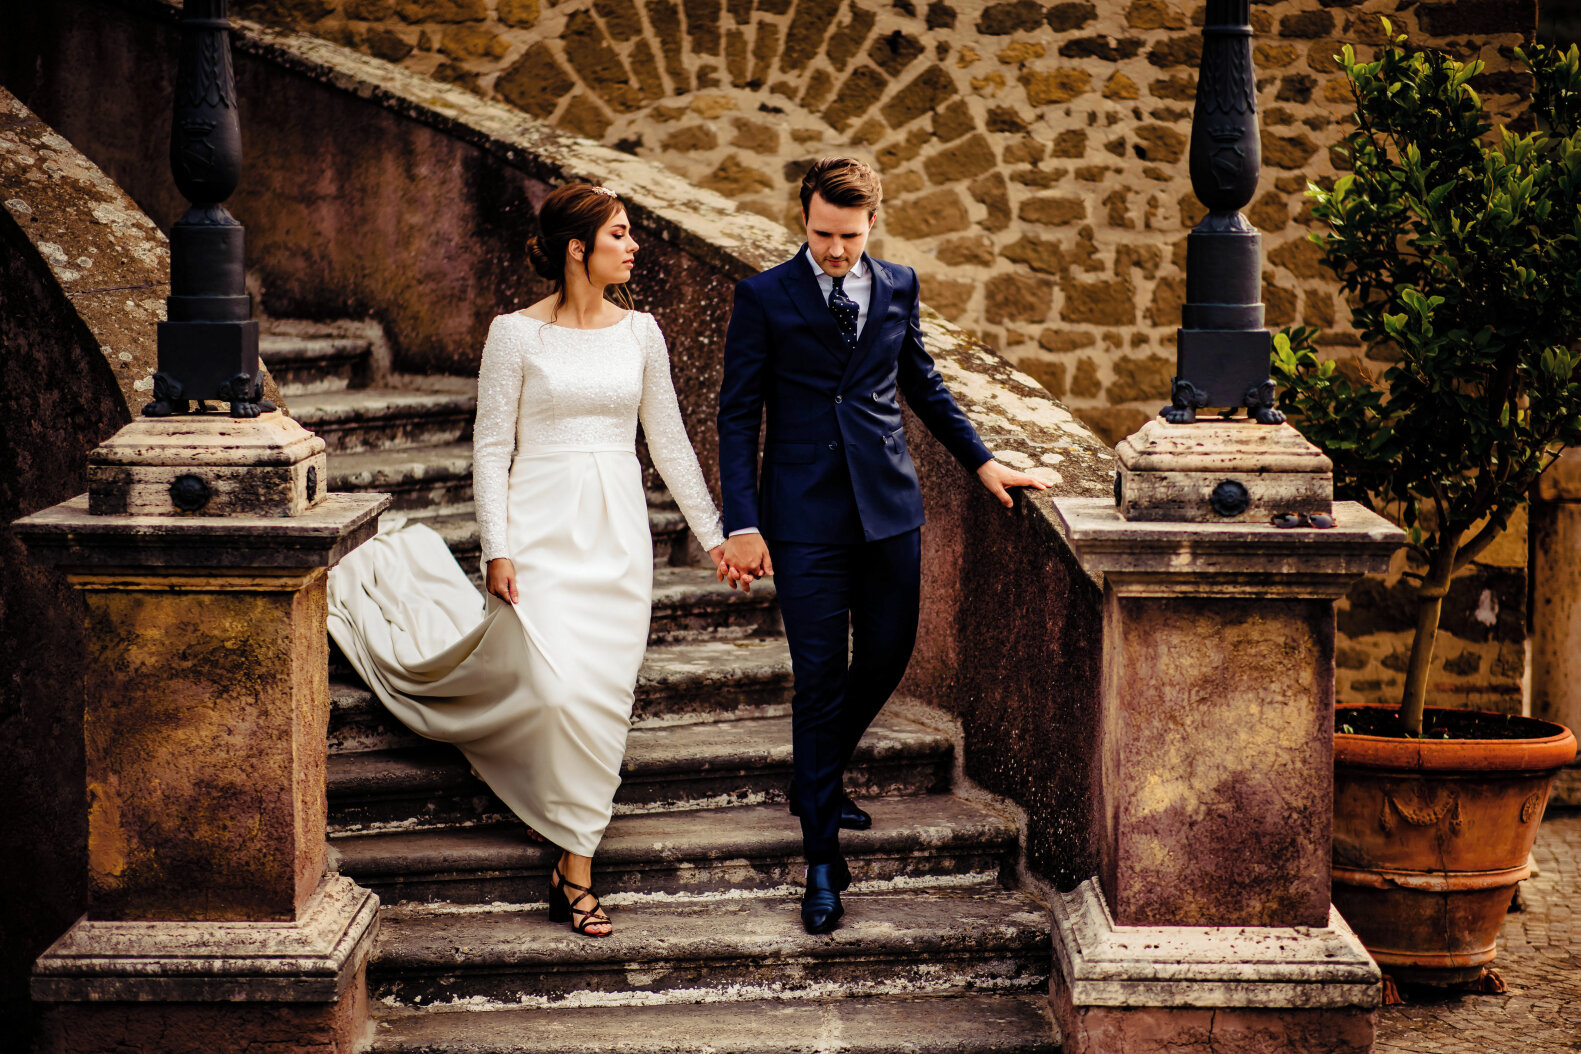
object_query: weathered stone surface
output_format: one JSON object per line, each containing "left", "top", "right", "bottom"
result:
{"left": 923, "top": 133, "right": 997, "bottom": 184}
{"left": 922, "top": 277, "right": 976, "bottom": 321}
{"left": 494, "top": 42, "right": 574, "bottom": 118}
{"left": 730, "top": 117, "right": 779, "bottom": 153}
{"left": 886, "top": 188, "right": 970, "bottom": 239}
{"left": 364, "top": 28, "right": 414, "bottom": 62}
{"left": 1045, "top": 1, "right": 1098, "bottom": 32}
{"left": 372, "top": 994, "right": 1060, "bottom": 1052}
{"left": 32, "top": 876, "right": 377, "bottom": 1002}
{"left": 1146, "top": 35, "right": 1202, "bottom": 68}
{"left": 1262, "top": 130, "right": 1321, "bottom": 169}
{"left": 1019, "top": 67, "right": 1092, "bottom": 105}
{"left": 1016, "top": 357, "right": 1067, "bottom": 399}
{"left": 438, "top": 24, "right": 509, "bottom": 61}
{"left": 1018, "top": 195, "right": 1085, "bottom": 226}
{"left": 822, "top": 64, "right": 887, "bottom": 131}
{"left": 1269, "top": 235, "right": 1327, "bottom": 278}
{"left": 1061, "top": 276, "right": 1133, "bottom": 325}
{"left": 86, "top": 413, "right": 327, "bottom": 518}
{"left": 393, "top": 0, "right": 485, "bottom": 22}
{"left": 969, "top": 172, "right": 1013, "bottom": 232}
{"left": 937, "top": 234, "right": 996, "bottom": 268}
{"left": 931, "top": 98, "right": 975, "bottom": 142}
{"left": 1104, "top": 354, "right": 1172, "bottom": 405}
{"left": 985, "top": 273, "right": 1055, "bottom": 324}
{"left": 825, "top": 7, "right": 875, "bottom": 70}
{"left": 1417, "top": 0, "right": 1535, "bottom": 35}
{"left": 880, "top": 65, "right": 957, "bottom": 128}
{"left": 976, "top": 0, "right": 1045, "bottom": 35}
{"left": 699, "top": 154, "right": 775, "bottom": 196}
{"left": 868, "top": 29, "right": 923, "bottom": 76}
{"left": 1059, "top": 36, "right": 1144, "bottom": 62}
{"left": 372, "top": 888, "right": 1048, "bottom": 1006}
{"left": 560, "top": 93, "right": 613, "bottom": 138}
{"left": 683, "top": 0, "right": 722, "bottom": 55}
{"left": 1132, "top": 123, "right": 1186, "bottom": 163}
{"left": 664, "top": 123, "right": 718, "bottom": 151}
{"left": 562, "top": 10, "right": 642, "bottom": 113}
{"left": 780, "top": 0, "right": 840, "bottom": 70}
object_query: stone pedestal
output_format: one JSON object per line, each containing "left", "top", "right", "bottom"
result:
{"left": 1051, "top": 494, "right": 1403, "bottom": 1054}
{"left": 15, "top": 468, "right": 386, "bottom": 1052}
{"left": 1533, "top": 446, "right": 1581, "bottom": 806}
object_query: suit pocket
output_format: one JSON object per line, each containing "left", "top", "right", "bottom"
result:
{"left": 881, "top": 428, "right": 907, "bottom": 453}
{"left": 766, "top": 442, "right": 818, "bottom": 464}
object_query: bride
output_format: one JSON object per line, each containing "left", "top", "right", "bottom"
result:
{"left": 326, "top": 182, "right": 726, "bottom": 937}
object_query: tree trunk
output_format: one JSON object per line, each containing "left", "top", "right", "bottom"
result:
{"left": 1400, "top": 540, "right": 1460, "bottom": 736}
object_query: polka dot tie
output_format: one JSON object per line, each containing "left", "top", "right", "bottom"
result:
{"left": 828, "top": 275, "right": 859, "bottom": 349}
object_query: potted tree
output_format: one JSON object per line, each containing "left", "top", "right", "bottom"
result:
{"left": 1274, "top": 26, "right": 1581, "bottom": 997}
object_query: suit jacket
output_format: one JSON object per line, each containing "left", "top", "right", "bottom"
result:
{"left": 717, "top": 246, "right": 993, "bottom": 544}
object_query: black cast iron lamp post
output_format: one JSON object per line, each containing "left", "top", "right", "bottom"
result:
{"left": 1164, "top": 0, "right": 1283, "bottom": 426}
{"left": 144, "top": 0, "right": 273, "bottom": 419}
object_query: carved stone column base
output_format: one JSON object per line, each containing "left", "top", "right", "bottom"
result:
{"left": 32, "top": 875, "right": 377, "bottom": 1054}
{"left": 1116, "top": 417, "right": 1333, "bottom": 523}
{"left": 1050, "top": 878, "right": 1380, "bottom": 1054}
{"left": 88, "top": 411, "right": 327, "bottom": 517}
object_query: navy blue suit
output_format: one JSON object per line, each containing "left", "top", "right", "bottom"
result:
{"left": 718, "top": 247, "right": 992, "bottom": 865}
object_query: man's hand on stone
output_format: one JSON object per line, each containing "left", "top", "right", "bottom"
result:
{"left": 976, "top": 459, "right": 1049, "bottom": 509}
{"left": 719, "top": 533, "right": 773, "bottom": 592}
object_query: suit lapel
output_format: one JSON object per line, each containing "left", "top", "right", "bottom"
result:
{"left": 840, "top": 254, "right": 893, "bottom": 389}
{"left": 779, "top": 247, "right": 851, "bottom": 371}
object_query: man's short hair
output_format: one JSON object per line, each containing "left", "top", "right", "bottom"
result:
{"left": 800, "top": 158, "right": 883, "bottom": 218}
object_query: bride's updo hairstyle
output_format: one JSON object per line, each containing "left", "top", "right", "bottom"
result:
{"left": 525, "top": 182, "right": 633, "bottom": 312}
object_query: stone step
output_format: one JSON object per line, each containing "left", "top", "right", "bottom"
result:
{"left": 650, "top": 565, "right": 779, "bottom": 643}
{"left": 328, "top": 637, "right": 795, "bottom": 754}
{"left": 289, "top": 386, "right": 477, "bottom": 454}
{"left": 370, "top": 887, "right": 1050, "bottom": 1009}
{"left": 259, "top": 333, "right": 372, "bottom": 396}
{"left": 327, "top": 712, "right": 950, "bottom": 833}
{"left": 368, "top": 994, "right": 1061, "bottom": 1053}
{"left": 329, "top": 443, "right": 475, "bottom": 513}
{"left": 420, "top": 505, "right": 694, "bottom": 571}
{"left": 330, "top": 794, "right": 1017, "bottom": 903}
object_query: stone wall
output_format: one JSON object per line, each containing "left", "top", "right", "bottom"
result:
{"left": 224, "top": 0, "right": 1539, "bottom": 712}
{"left": 229, "top": 0, "right": 1534, "bottom": 444}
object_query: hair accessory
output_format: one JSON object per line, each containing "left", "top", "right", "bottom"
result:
{"left": 591, "top": 185, "right": 618, "bottom": 198}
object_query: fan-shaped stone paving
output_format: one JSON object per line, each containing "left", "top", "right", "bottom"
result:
{"left": 265, "top": 323, "right": 1062, "bottom": 1051}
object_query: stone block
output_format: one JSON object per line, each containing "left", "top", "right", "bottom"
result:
{"left": 496, "top": 0, "right": 539, "bottom": 26}
{"left": 976, "top": 0, "right": 1045, "bottom": 35}
{"left": 1019, "top": 195, "right": 1085, "bottom": 227}
{"left": 827, "top": 8, "right": 875, "bottom": 69}
{"left": 1125, "top": 0, "right": 1186, "bottom": 31}
{"left": 494, "top": 42, "right": 574, "bottom": 119}
{"left": 822, "top": 65, "right": 887, "bottom": 131}
{"left": 985, "top": 273, "right": 1055, "bottom": 324}
{"left": 87, "top": 413, "right": 326, "bottom": 518}
{"left": 886, "top": 188, "right": 969, "bottom": 239}
{"left": 969, "top": 172, "right": 1012, "bottom": 232}
{"left": 1020, "top": 68, "right": 1092, "bottom": 105}
{"left": 1045, "top": 1, "right": 1098, "bottom": 32}
{"left": 1061, "top": 276, "right": 1133, "bottom": 325}
{"left": 393, "top": 0, "right": 486, "bottom": 22}
{"left": 923, "top": 133, "right": 997, "bottom": 183}
{"left": 881, "top": 66, "right": 957, "bottom": 129}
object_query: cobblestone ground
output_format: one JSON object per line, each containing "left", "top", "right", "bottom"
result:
{"left": 1375, "top": 808, "right": 1581, "bottom": 1054}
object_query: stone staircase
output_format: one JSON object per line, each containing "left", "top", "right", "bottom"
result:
{"left": 265, "top": 322, "right": 1059, "bottom": 1052}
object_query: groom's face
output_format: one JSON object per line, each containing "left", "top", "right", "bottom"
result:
{"left": 804, "top": 192, "right": 876, "bottom": 278}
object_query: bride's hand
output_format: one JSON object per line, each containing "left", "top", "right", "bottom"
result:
{"left": 486, "top": 558, "right": 519, "bottom": 604}
{"left": 706, "top": 545, "right": 725, "bottom": 571}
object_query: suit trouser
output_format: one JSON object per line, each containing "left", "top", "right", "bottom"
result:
{"left": 766, "top": 529, "right": 922, "bottom": 866}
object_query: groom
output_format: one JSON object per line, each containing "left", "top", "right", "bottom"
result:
{"left": 716, "top": 157, "right": 1046, "bottom": 933}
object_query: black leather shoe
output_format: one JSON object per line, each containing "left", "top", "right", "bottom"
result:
{"left": 787, "top": 789, "right": 873, "bottom": 831}
{"left": 802, "top": 862, "right": 846, "bottom": 934}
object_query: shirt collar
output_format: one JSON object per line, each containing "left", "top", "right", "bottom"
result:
{"left": 804, "top": 246, "right": 867, "bottom": 281}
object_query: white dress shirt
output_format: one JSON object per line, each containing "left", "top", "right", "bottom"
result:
{"left": 729, "top": 250, "right": 874, "bottom": 539}
{"left": 805, "top": 246, "right": 872, "bottom": 338}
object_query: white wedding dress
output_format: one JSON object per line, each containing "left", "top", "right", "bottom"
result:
{"left": 326, "top": 310, "right": 724, "bottom": 856}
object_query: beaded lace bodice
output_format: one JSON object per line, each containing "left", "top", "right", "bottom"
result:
{"left": 472, "top": 310, "right": 724, "bottom": 563}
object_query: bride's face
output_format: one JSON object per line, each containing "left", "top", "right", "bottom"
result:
{"left": 574, "top": 208, "right": 639, "bottom": 287}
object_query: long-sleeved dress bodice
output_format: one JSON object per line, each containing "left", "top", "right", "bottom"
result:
{"left": 473, "top": 310, "right": 724, "bottom": 563}
{"left": 326, "top": 308, "right": 722, "bottom": 858}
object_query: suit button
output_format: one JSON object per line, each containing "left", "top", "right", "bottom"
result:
{"left": 827, "top": 442, "right": 839, "bottom": 451}
{"left": 834, "top": 395, "right": 843, "bottom": 404}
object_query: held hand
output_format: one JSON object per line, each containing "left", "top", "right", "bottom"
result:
{"left": 976, "top": 459, "right": 1050, "bottom": 509}
{"left": 486, "top": 558, "right": 519, "bottom": 604}
{"left": 719, "top": 534, "right": 774, "bottom": 593}
{"left": 707, "top": 545, "right": 725, "bottom": 572}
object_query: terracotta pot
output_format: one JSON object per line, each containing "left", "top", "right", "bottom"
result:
{"left": 1332, "top": 704, "right": 1577, "bottom": 985}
